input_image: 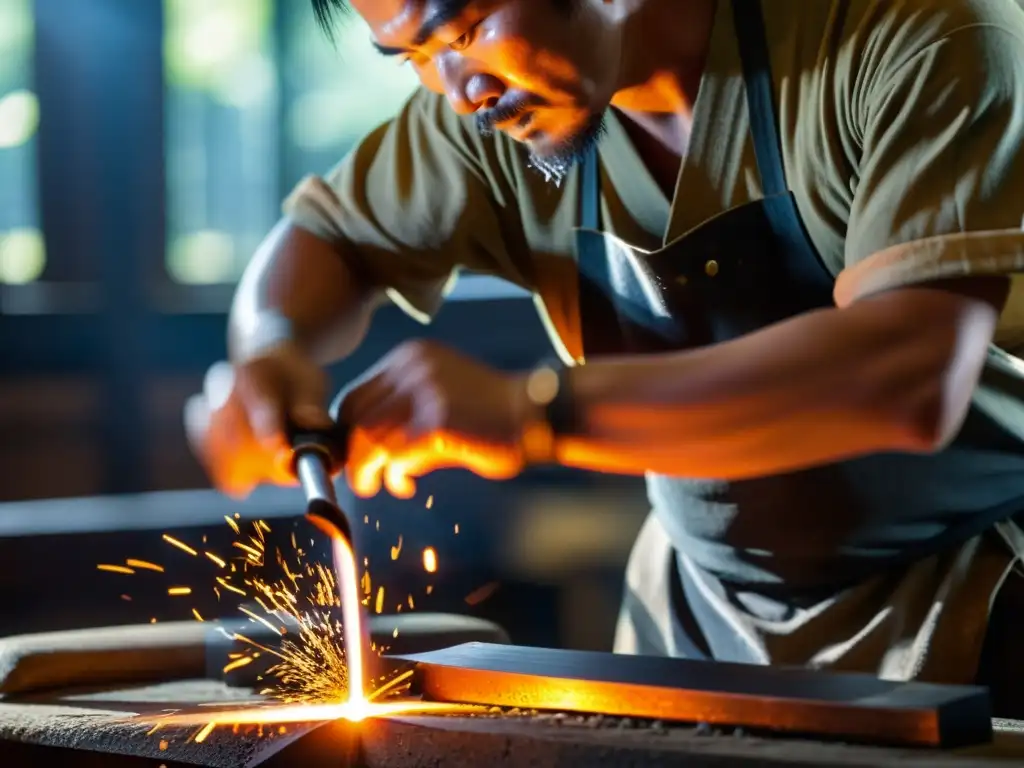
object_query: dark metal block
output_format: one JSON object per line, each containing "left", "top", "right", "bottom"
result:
{"left": 396, "top": 643, "right": 993, "bottom": 748}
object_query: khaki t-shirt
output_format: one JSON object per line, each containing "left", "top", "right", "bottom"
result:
{"left": 286, "top": 0, "right": 1024, "bottom": 363}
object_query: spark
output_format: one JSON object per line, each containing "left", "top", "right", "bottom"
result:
{"left": 422, "top": 547, "right": 437, "bottom": 573}
{"left": 216, "top": 577, "right": 246, "bottom": 596}
{"left": 454, "top": 524, "right": 459, "bottom": 534}
{"left": 163, "top": 534, "right": 198, "bottom": 556}
{"left": 126, "top": 559, "right": 164, "bottom": 572}
{"left": 97, "top": 564, "right": 134, "bottom": 574}
{"left": 194, "top": 721, "right": 216, "bottom": 743}
{"left": 425, "top": 495, "right": 433, "bottom": 509}
{"left": 115, "top": 514, "right": 457, "bottom": 745}
{"left": 222, "top": 656, "right": 253, "bottom": 674}
{"left": 239, "top": 605, "right": 283, "bottom": 636}
{"left": 465, "top": 581, "right": 500, "bottom": 606}
{"left": 121, "top": 594, "right": 132, "bottom": 601}
{"left": 205, "top": 551, "right": 227, "bottom": 568}
{"left": 233, "top": 541, "right": 263, "bottom": 560}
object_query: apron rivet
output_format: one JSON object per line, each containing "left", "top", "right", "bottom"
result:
{"left": 705, "top": 260, "right": 719, "bottom": 277}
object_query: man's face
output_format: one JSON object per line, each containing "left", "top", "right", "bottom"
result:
{"left": 350, "top": 0, "right": 619, "bottom": 181}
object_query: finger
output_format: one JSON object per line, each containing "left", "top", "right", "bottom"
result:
{"left": 183, "top": 392, "right": 212, "bottom": 467}
{"left": 346, "top": 428, "right": 389, "bottom": 498}
{"left": 394, "top": 433, "right": 523, "bottom": 482}
{"left": 286, "top": 364, "right": 332, "bottom": 430}
{"left": 185, "top": 393, "right": 260, "bottom": 498}
{"left": 234, "top": 360, "right": 289, "bottom": 450}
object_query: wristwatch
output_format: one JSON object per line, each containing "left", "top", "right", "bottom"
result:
{"left": 519, "top": 358, "right": 577, "bottom": 465}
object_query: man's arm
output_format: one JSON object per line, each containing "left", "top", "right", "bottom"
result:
{"left": 549, "top": 15, "right": 1024, "bottom": 480}
{"left": 228, "top": 220, "right": 385, "bottom": 365}
{"left": 229, "top": 87, "right": 531, "bottom": 366}
{"left": 554, "top": 276, "right": 1007, "bottom": 480}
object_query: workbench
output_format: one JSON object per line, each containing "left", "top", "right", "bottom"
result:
{"left": 4, "top": 678, "right": 1024, "bottom": 768}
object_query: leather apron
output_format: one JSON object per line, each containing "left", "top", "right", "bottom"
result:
{"left": 575, "top": 0, "right": 1024, "bottom": 684}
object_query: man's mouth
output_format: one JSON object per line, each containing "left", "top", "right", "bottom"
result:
{"left": 476, "top": 99, "right": 535, "bottom": 138}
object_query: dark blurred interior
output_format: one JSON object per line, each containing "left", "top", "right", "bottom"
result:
{"left": 0, "top": 0, "right": 648, "bottom": 653}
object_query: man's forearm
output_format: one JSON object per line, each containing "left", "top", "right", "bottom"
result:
{"left": 553, "top": 282, "right": 1004, "bottom": 480}
{"left": 229, "top": 220, "right": 384, "bottom": 365}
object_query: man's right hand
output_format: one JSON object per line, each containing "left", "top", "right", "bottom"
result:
{"left": 184, "top": 342, "right": 334, "bottom": 498}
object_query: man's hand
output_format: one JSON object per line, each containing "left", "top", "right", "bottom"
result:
{"left": 335, "top": 340, "right": 533, "bottom": 499}
{"left": 184, "top": 341, "right": 334, "bottom": 498}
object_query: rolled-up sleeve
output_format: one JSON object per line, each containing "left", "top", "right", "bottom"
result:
{"left": 835, "top": 16, "right": 1024, "bottom": 314}
{"left": 284, "top": 87, "right": 532, "bottom": 323}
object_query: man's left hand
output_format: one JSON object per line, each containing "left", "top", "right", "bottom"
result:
{"left": 334, "top": 340, "right": 534, "bottom": 499}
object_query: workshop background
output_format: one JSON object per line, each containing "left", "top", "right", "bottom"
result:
{"left": 0, "top": 0, "right": 648, "bottom": 652}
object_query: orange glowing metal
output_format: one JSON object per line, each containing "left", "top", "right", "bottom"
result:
{"left": 167, "top": 586, "right": 192, "bottom": 596}
{"left": 375, "top": 586, "right": 385, "bottom": 614}
{"left": 130, "top": 699, "right": 487, "bottom": 734}
{"left": 390, "top": 535, "right": 403, "bottom": 560}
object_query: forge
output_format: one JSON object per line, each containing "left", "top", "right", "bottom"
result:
{"left": 2, "top": 621, "right": 1024, "bottom": 767}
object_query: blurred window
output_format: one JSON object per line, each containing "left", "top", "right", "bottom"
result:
{"left": 0, "top": 0, "right": 44, "bottom": 285}
{"left": 163, "top": 0, "right": 418, "bottom": 286}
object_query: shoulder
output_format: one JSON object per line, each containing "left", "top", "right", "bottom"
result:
{"left": 841, "top": 0, "right": 1024, "bottom": 77}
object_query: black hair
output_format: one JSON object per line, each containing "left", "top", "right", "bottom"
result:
{"left": 312, "top": 0, "right": 577, "bottom": 37}
{"left": 311, "top": 0, "right": 349, "bottom": 38}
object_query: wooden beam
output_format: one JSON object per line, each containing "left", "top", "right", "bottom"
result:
{"left": 396, "top": 643, "right": 992, "bottom": 748}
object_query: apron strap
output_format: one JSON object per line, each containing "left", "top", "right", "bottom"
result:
{"left": 579, "top": 143, "right": 602, "bottom": 231}
{"left": 732, "top": 0, "right": 787, "bottom": 198}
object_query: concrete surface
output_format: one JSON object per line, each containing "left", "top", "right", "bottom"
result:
{"left": 3, "top": 680, "right": 1024, "bottom": 767}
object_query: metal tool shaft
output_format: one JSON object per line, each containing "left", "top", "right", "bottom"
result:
{"left": 289, "top": 426, "right": 368, "bottom": 704}
{"left": 294, "top": 448, "right": 353, "bottom": 543}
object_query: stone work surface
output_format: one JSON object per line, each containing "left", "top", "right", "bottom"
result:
{"left": 3, "top": 680, "right": 1024, "bottom": 767}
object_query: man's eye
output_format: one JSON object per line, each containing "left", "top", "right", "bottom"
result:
{"left": 448, "top": 24, "right": 479, "bottom": 51}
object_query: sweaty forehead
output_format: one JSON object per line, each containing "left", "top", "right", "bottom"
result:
{"left": 349, "top": 0, "right": 422, "bottom": 39}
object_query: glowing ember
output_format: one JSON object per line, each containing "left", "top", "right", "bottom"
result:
{"left": 422, "top": 547, "right": 437, "bottom": 573}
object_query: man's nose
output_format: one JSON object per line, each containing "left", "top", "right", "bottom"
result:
{"left": 437, "top": 55, "right": 504, "bottom": 115}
